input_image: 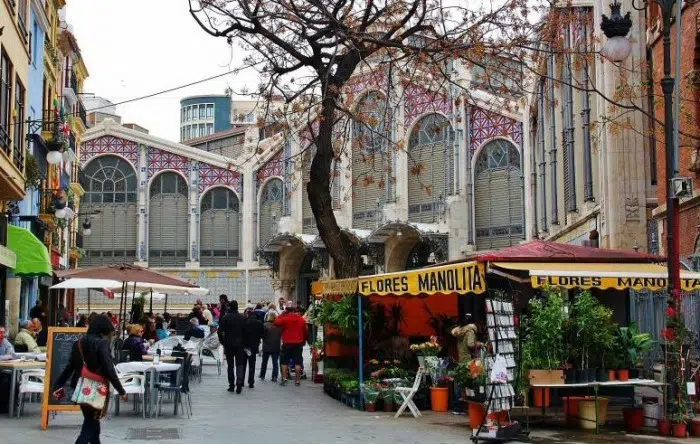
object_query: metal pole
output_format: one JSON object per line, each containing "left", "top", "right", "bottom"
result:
{"left": 149, "top": 290, "right": 153, "bottom": 315}
{"left": 357, "top": 291, "right": 364, "bottom": 409}
{"left": 164, "top": 294, "right": 168, "bottom": 314}
{"left": 87, "top": 289, "right": 91, "bottom": 313}
{"left": 660, "top": 1, "right": 681, "bottom": 298}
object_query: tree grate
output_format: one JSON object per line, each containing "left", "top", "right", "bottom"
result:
{"left": 126, "top": 428, "right": 182, "bottom": 440}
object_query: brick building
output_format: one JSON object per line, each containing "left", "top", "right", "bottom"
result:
{"left": 650, "top": 3, "right": 700, "bottom": 268}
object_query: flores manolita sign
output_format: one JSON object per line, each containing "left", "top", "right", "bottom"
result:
{"left": 532, "top": 275, "right": 700, "bottom": 292}
{"left": 357, "top": 262, "right": 486, "bottom": 296}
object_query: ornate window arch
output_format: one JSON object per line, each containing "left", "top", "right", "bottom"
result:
{"left": 407, "top": 113, "right": 454, "bottom": 223}
{"left": 259, "top": 178, "right": 283, "bottom": 248}
{"left": 352, "top": 91, "right": 391, "bottom": 229}
{"left": 200, "top": 187, "right": 240, "bottom": 266}
{"left": 149, "top": 172, "right": 189, "bottom": 266}
{"left": 473, "top": 139, "right": 524, "bottom": 250}
{"left": 81, "top": 155, "right": 138, "bottom": 265}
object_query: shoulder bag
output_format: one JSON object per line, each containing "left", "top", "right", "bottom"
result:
{"left": 71, "top": 338, "right": 110, "bottom": 416}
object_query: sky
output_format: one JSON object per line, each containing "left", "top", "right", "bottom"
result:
{"left": 67, "top": 0, "right": 258, "bottom": 141}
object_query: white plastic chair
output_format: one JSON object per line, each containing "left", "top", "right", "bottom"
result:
{"left": 394, "top": 368, "right": 424, "bottom": 418}
{"left": 113, "top": 373, "right": 146, "bottom": 417}
{"left": 18, "top": 371, "right": 45, "bottom": 417}
{"left": 155, "top": 336, "right": 183, "bottom": 351}
{"left": 201, "top": 345, "right": 221, "bottom": 375}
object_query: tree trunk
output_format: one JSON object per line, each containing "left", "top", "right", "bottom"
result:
{"left": 308, "top": 94, "right": 360, "bottom": 279}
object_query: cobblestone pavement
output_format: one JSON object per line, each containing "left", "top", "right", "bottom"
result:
{"left": 0, "top": 350, "right": 687, "bottom": 443}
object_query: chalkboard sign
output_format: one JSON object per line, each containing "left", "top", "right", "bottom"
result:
{"left": 41, "top": 327, "right": 86, "bottom": 430}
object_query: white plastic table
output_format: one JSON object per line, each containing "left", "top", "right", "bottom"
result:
{"left": 528, "top": 378, "right": 665, "bottom": 433}
{"left": 116, "top": 362, "right": 180, "bottom": 417}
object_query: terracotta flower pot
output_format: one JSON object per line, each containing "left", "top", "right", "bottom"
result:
{"left": 383, "top": 400, "right": 394, "bottom": 412}
{"left": 532, "top": 387, "right": 551, "bottom": 408}
{"left": 430, "top": 387, "right": 449, "bottom": 412}
{"left": 690, "top": 419, "right": 700, "bottom": 436}
{"left": 673, "top": 422, "right": 688, "bottom": 438}
{"left": 622, "top": 407, "right": 644, "bottom": 433}
{"left": 617, "top": 369, "right": 629, "bottom": 382}
{"left": 608, "top": 370, "right": 616, "bottom": 381}
{"left": 366, "top": 402, "right": 376, "bottom": 412}
{"left": 468, "top": 403, "right": 486, "bottom": 428}
{"left": 658, "top": 419, "right": 672, "bottom": 436}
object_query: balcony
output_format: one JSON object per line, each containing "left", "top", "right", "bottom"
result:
{"left": 29, "top": 133, "right": 50, "bottom": 180}
{"left": 77, "top": 100, "right": 88, "bottom": 128}
{"left": 44, "top": 40, "right": 60, "bottom": 75}
{"left": 63, "top": 70, "right": 78, "bottom": 106}
{"left": 41, "top": 109, "right": 65, "bottom": 149}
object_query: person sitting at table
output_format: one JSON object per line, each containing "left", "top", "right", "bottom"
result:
{"left": 0, "top": 325, "right": 17, "bottom": 360}
{"left": 155, "top": 315, "right": 169, "bottom": 341}
{"left": 15, "top": 320, "right": 40, "bottom": 353}
{"left": 122, "top": 324, "right": 148, "bottom": 361}
{"left": 203, "top": 322, "right": 220, "bottom": 350}
{"left": 184, "top": 318, "right": 205, "bottom": 341}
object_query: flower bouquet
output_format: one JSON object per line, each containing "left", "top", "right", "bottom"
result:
{"left": 410, "top": 336, "right": 442, "bottom": 367}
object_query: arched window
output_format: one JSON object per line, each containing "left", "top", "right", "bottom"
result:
{"left": 149, "top": 172, "right": 188, "bottom": 266}
{"left": 352, "top": 91, "right": 391, "bottom": 229}
{"left": 81, "top": 156, "right": 138, "bottom": 265}
{"left": 474, "top": 139, "right": 524, "bottom": 250}
{"left": 259, "top": 178, "right": 283, "bottom": 247}
{"left": 407, "top": 114, "right": 453, "bottom": 223}
{"left": 200, "top": 187, "right": 240, "bottom": 266}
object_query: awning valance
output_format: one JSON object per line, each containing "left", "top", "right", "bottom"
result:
{"left": 313, "top": 261, "right": 486, "bottom": 297}
{"left": 7, "top": 225, "right": 52, "bottom": 277}
{"left": 491, "top": 262, "right": 700, "bottom": 292}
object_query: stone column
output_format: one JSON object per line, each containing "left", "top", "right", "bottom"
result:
{"left": 595, "top": 0, "right": 649, "bottom": 250}
{"left": 136, "top": 144, "right": 148, "bottom": 266}
{"left": 522, "top": 107, "right": 536, "bottom": 240}
{"left": 186, "top": 160, "right": 200, "bottom": 268}
{"left": 6, "top": 277, "right": 21, "bottom": 338}
{"left": 241, "top": 161, "right": 256, "bottom": 265}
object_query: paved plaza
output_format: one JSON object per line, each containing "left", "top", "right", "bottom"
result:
{"left": 0, "top": 351, "right": 688, "bottom": 444}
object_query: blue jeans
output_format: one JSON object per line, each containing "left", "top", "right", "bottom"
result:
{"left": 260, "top": 352, "right": 279, "bottom": 380}
{"left": 452, "top": 382, "right": 463, "bottom": 412}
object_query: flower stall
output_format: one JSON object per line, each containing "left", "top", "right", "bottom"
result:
{"left": 313, "top": 240, "right": 700, "bottom": 439}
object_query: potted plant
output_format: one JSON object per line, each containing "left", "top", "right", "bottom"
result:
{"left": 312, "top": 340, "right": 325, "bottom": 378}
{"left": 617, "top": 322, "right": 655, "bottom": 380}
{"left": 362, "top": 383, "right": 380, "bottom": 412}
{"left": 522, "top": 289, "right": 566, "bottom": 406}
{"left": 425, "top": 356, "right": 451, "bottom": 412}
{"left": 382, "top": 387, "right": 395, "bottom": 412}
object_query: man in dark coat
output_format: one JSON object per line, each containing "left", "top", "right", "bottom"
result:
{"left": 243, "top": 308, "right": 265, "bottom": 389}
{"left": 218, "top": 300, "right": 246, "bottom": 393}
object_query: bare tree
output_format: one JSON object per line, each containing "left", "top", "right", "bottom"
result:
{"left": 189, "top": 0, "right": 535, "bottom": 278}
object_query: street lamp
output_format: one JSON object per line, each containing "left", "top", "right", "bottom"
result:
{"left": 600, "top": 0, "right": 681, "bottom": 294}
{"left": 82, "top": 219, "right": 91, "bottom": 236}
{"left": 601, "top": 0, "right": 686, "bottom": 418}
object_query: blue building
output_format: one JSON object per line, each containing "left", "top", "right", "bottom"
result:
{"left": 180, "top": 95, "right": 232, "bottom": 142}
{"left": 14, "top": 1, "right": 51, "bottom": 321}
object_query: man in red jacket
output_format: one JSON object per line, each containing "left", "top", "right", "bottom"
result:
{"left": 274, "top": 301, "right": 308, "bottom": 386}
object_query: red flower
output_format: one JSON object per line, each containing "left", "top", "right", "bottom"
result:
{"left": 82, "top": 387, "right": 92, "bottom": 396}
{"left": 662, "top": 328, "right": 676, "bottom": 342}
{"left": 97, "top": 385, "right": 109, "bottom": 396}
{"left": 666, "top": 306, "right": 676, "bottom": 318}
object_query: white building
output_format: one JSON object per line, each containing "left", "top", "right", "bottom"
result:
{"left": 77, "top": 62, "right": 527, "bottom": 313}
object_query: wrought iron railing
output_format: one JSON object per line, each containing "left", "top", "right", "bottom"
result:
{"left": 78, "top": 100, "right": 87, "bottom": 126}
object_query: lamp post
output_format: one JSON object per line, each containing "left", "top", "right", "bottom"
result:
{"left": 601, "top": 0, "right": 688, "bottom": 419}
{"left": 601, "top": 0, "right": 681, "bottom": 296}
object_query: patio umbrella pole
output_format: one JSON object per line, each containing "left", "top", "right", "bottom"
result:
{"left": 87, "top": 289, "right": 91, "bottom": 313}
{"left": 149, "top": 290, "right": 153, "bottom": 315}
{"left": 164, "top": 293, "right": 168, "bottom": 314}
{"left": 130, "top": 281, "right": 138, "bottom": 322}
{"left": 120, "top": 281, "right": 127, "bottom": 338}
{"left": 357, "top": 290, "right": 364, "bottom": 410}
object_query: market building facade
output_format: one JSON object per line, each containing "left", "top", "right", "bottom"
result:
{"left": 76, "top": 60, "right": 528, "bottom": 312}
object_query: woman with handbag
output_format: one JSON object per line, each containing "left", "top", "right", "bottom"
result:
{"left": 52, "top": 314, "right": 126, "bottom": 444}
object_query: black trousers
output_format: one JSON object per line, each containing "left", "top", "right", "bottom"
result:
{"left": 259, "top": 352, "right": 279, "bottom": 380}
{"left": 225, "top": 349, "right": 246, "bottom": 388}
{"left": 246, "top": 351, "right": 257, "bottom": 386}
{"left": 76, "top": 405, "right": 101, "bottom": 444}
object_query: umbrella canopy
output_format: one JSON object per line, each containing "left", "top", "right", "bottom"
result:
{"left": 56, "top": 263, "right": 197, "bottom": 287}
{"left": 113, "top": 292, "right": 167, "bottom": 301}
{"left": 51, "top": 278, "right": 209, "bottom": 296}
{"left": 7, "top": 225, "right": 52, "bottom": 277}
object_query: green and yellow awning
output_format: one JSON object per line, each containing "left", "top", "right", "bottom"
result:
{"left": 7, "top": 224, "right": 52, "bottom": 277}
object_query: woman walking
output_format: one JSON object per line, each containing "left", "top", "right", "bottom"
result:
{"left": 52, "top": 314, "right": 126, "bottom": 444}
{"left": 259, "top": 311, "right": 282, "bottom": 382}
